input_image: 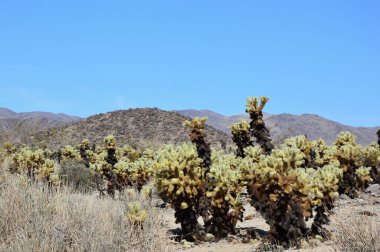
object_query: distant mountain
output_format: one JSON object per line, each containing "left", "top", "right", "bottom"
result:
{"left": 0, "top": 108, "right": 81, "bottom": 143}
{"left": 1, "top": 107, "right": 378, "bottom": 149}
{"left": 22, "top": 108, "right": 231, "bottom": 149}
{"left": 0, "top": 108, "right": 81, "bottom": 121}
{"left": 176, "top": 110, "right": 380, "bottom": 146}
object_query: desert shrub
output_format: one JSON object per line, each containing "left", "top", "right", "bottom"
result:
{"left": 330, "top": 207, "right": 380, "bottom": 252}
{"left": 0, "top": 178, "right": 167, "bottom": 252}
{"left": 58, "top": 159, "right": 96, "bottom": 191}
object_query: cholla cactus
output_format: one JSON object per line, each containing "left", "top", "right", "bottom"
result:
{"left": 245, "top": 97, "right": 274, "bottom": 154}
{"left": 310, "top": 139, "right": 337, "bottom": 167}
{"left": 76, "top": 139, "right": 91, "bottom": 166}
{"left": 37, "top": 159, "right": 55, "bottom": 181}
{"left": 360, "top": 144, "right": 380, "bottom": 183}
{"left": 333, "top": 132, "right": 363, "bottom": 197}
{"left": 113, "top": 159, "right": 130, "bottom": 186}
{"left": 128, "top": 158, "right": 154, "bottom": 191}
{"left": 154, "top": 143, "right": 206, "bottom": 241}
{"left": 230, "top": 120, "right": 253, "bottom": 158}
{"left": 184, "top": 117, "right": 212, "bottom": 169}
{"left": 13, "top": 148, "right": 46, "bottom": 179}
{"left": 104, "top": 135, "right": 117, "bottom": 150}
{"left": 241, "top": 147, "right": 310, "bottom": 245}
{"left": 184, "top": 117, "right": 213, "bottom": 226}
{"left": 116, "top": 144, "right": 140, "bottom": 162}
{"left": 308, "top": 164, "right": 342, "bottom": 235}
{"left": 126, "top": 202, "right": 148, "bottom": 225}
{"left": 60, "top": 145, "right": 81, "bottom": 162}
{"left": 141, "top": 186, "right": 153, "bottom": 199}
{"left": 206, "top": 154, "right": 244, "bottom": 238}
{"left": 355, "top": 167, "right": 372, "bottom": 190}
{"left": 283, "top": 135, "right": 314, "bottom": 167}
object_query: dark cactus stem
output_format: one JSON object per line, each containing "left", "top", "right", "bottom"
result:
{"left": 105, "top": 148, "right": 122, "bottom": 195}
{"left": 206, "top": 202, "right": 239, "bottom": 239}
{"left": 184, "top": 117, "right": 212, "bottom": 224}
{"left": 175, "top": 207, "right": 205, "bottom": 242}
{"left": 246, "top": 97, "right": 274, "bottom": 155}
{"left": 248, "top": 112, "right": 273, "bottom": 155}
{"left": 311, "top": 203, "right": 333, "bottom": 237}
{"left": 377, "top": 129, "right": 380, "bottom": 146}
{"left": 78, "top": 141, "right": 91, "bottom": 168}
{"left": 269, "top": 198, "right": 308, "bottom": 247}
{"left": 190, "top": 133, "right": 212, "bottom": 170}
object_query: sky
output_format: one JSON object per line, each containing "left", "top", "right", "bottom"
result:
{"left": 0, "top": 1, "right": 379, "bottom": 127}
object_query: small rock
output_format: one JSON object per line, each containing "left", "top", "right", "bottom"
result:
{"left": 338, "top": 194, "right": 351, "bottom": 200}
{"left": 300, "top": 240, "right": 309, "bottom": 249}
{"left": 244, "top": 214, "right": 254, "bottom": 220}
{"left": 365, "top": 184, "right": 380, "bottom": 195}
{"left": 204, "top": 233, "right": 215, "bottom": 242}
{"left": 239, "top": 229, "right": 248, "bottom": 235}
{"left": 242, "top": 236, "right": 250, "bottom": 243}
{"left": 315, "top": 235, "right": 324, "bottom": 241}
{"left": 359, "top": 210, "right": 377, "bottom": 216}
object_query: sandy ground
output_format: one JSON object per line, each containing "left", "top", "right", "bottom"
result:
{"left": 156, "top": 189, "right": 380, "bottom": 252}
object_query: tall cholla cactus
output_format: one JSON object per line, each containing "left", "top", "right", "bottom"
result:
{"left": 245, "top": 97, "right": 274, "bottom": 154}
{"left": 184, "top": 117, "right": 212, "bottom": 169}
{"left": 88, "top": 135, "right": 121, "bottom": 196}
{"left": 76, "top": 139, "right": 91, "bottom": 167}
{"left": 229, "top": 120, "right": 253, "bottom": 158}
{"left": 154, "top": 143, "right": 206, "bottom": 241}
{"left": 333, "top": 132, "right": 362, "bottom": 197}
{"left": 184, "top": 117, "right": 213, "bottom": 226}
{"left": 240, "top": 147, "right": 310, "bottom": 245}
{"left": 308, "top": 164, "right": 342, "bottom": 235}
{"left": 206, "top": 154, "right": 244, "bottom": 238}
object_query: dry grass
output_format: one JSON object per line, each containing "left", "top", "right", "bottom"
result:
{"left": 329, "top": 206, "right": 380, "bottom": 252}
{"left": 0, "top": 177, "right": 168, "bottom": 252}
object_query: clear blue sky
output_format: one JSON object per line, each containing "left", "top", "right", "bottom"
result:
{"left": 0, "top": 1, "right": 379, "bottom": 126}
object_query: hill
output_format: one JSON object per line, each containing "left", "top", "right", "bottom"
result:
{"left": 0, "top": 108, "right": 81, "bottom": 143}
{"left": 176, "top": 110, "right": 379, "bottom": 146}
{"left": 22, "top": 108, "right": 232, "bottom": 149}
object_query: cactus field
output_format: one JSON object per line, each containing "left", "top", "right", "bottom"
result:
{"left": 0, "top": 97, "right": 379, "bottom": 252}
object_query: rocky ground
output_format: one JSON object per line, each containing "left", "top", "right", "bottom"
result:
{"left": 157, "top": 184, "right": 380, "bottom": 252}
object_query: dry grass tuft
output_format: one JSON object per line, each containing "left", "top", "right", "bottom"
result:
{"left": 0, "top": 178, "right": 168, "bottom": 252}
{"left": 329, "top": 206, "right": 380, "bottom": 252}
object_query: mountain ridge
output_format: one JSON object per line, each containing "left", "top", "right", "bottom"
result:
{"left": 175, "top": 109, "right": 379, "bottom": 146}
